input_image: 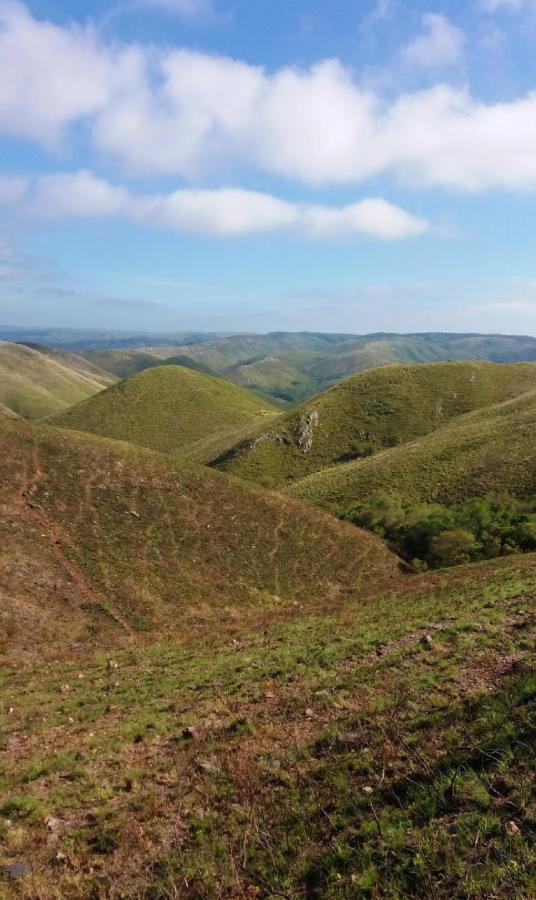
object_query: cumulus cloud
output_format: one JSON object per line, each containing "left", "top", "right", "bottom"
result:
{"left": 400, "top": 14, "right": 465, "bottom": 71}
{"left": 0, "top": 172, "right": 429, "bottom": 240}
{"left": 0, "top": 3, "right": 536, "bottom": 191}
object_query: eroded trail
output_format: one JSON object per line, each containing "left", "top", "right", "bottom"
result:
{"left": 19, "top": 441, "right": 137, "bottom": 641}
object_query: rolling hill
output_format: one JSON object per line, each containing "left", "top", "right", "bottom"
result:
{"left": 1, "top": 408, "right": 534, "bottom": 895}
{"left": 166, "top": 331, "right": 536, "bottom": 403}
{"left": 213, "top": 361, "right": 536, "bottom": 487}
{"left": 0, "top": 414, "right": 397, "bottom": 662}
{"left": 52, "top": 365, "right": 281, "bottom": 455}
{"left": 288, "top": 383, "right": 536, "bottom": 512}
{"left": 0, "top": 341, "right": 112, "bottom": 419}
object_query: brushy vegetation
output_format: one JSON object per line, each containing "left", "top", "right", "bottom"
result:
{"left": 52, "top": 364, "right": 279, "bottom": 455}
{"left": 289, "top": 383, "right": 536, "bottom": 512}
{"left": 0, "top": 342, "right": 111, "bottom": 420}
{"left": 338, "top": 494, "right": 536, "bottom": 569}
{"left": 0, "top": 414, "right": 396, "bottom": 662}
{"left": 214, "top": 361, "right": 536, "bottom": 487}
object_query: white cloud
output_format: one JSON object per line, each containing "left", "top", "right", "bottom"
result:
{"left": 1, "top": 3, "right": 536, "bottom": 192}
{"left": 0, "top": 172, "right": 429, "bottom": 240}
{"left": 29, "top": 171, "right": 130, "bottom": 218}
{"left": 401, "top": 14, "right": 465, "bottom": 71}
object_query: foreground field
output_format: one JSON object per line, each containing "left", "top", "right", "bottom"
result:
{"left": 0, "top": 554, "right": 534, "bottom": 897}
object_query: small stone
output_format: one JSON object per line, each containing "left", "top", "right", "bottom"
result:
{"left": 420, "top": 634, "right": 434, "bottom": 649}
{"left": 60, "top": 684, "right": 71, "bottom": 694}
{"left": 197, "top": 760, "right": 219, "bottom": 775}
{"left": 264, "top": 691, "right": 275, "bottom": 700}
{"left": 53, "top": 851, "right": 68, "bottom": 867}
{"left": 4, "top": 861, "right": 32, "bottom": 879}
{"left": 182, "top": 726, "right": 198, "bottom": 740}
{"left": 314, "top": 689, "right": 330, "bottom": 697}
{"left": 337, "top": 731, "right": 361, "bottom": 747}
{"left": 505, "top": 820, "right": 520, "bottom": 837}
{"left": 129, "top": 510, "right": 141, "bottom": 519}
{"left": 46, "top": 816, "right": 60, "bottom": 831}
{"left": 362, "top": 786, "right": 374, "bottom": 795}
{"left": 305, "top": 707, "right": 314, "bottom": 718}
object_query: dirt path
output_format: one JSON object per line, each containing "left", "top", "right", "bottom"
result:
{"left": 19, "top": 441, "right": 137, "bottom": 641}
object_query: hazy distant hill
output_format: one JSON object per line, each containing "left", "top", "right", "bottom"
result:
{"left": 213, "top": 361, "right": 536, "bottom": 487}
{"left": 0, "top": 341, "right": 112, "bottom": 419}
{"left": 53, "top": 364, "right": 279, "bottom": 455}
{"left": 165, "top": 331, "right": 536, "bottom": 403}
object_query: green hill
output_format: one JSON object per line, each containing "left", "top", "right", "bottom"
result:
{"left": 52, "top": 365, "right": 281, "bottom": 455}
{"left": 0, "top": 414, "right": 397, "bottom": 662}
{"left": 2, "top": 406, "right": 534, "bottom": 897}
{"left": 288, "top": 383, "right": 536, "bottom": 511}
{"left": 213, "top": 361, "right": 536, "bottom": 487}
{"left": 0, "top": 341, "right": 111, "bottom": 419}
{"left": 77, "top": 348, "right": 162, "bottom": 380}
{"left": 162, "top": 331, "right": 536, "bottom": 403}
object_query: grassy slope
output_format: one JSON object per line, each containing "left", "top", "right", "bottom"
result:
{"left": 1, "top": 544, "right": 534, "bottom": 897}
{"left": 0, "top": 414, "right": 397, "bottom": 663}
{"left": 0, "top": 342, "right": 110, "bottom": 420}
{"left": 52, "top": 365, "right": 279, "bottom": 455}
{"left": 213, "top": 361, "right": 536, "bottom": 488}
{"left": 77, "top": 349, "right": 162, "bottom": 380}
{"left": 289, "top": 383, "right": 536, "bottom": 511}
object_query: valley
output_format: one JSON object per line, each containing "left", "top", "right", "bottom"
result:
{"left": 0, "top": 332, "right": 534, "bottom": 898}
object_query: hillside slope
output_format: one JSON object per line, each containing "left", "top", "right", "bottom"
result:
{"left": 0, "top": 415, "right": 397, "bottom": 662}
{"left": 213, "top": 361, "right": 536, "bottom": 487}
{"left": 0, "top": 341, "right": 111, "bottom": 419}
{"left": 52, "top": 365, "right": 279, "bottom": 455}
{"left": 289, "top": 384, "right": 536, "bottom": 511}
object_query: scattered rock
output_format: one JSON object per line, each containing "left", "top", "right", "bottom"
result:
{"left": 182, "top": 726, "right": 198, "bottom": 740}
{"left": 295, "top": 410, "right": 319, "bottom": 454}
{"left": 197, "top": 760, "right": 220, "bottom": 775}
{"left": 305, "top": 707, "right": 314, "bottom": 718}
{"left": 4, "top": 861, "right": 32, "bottom": 879}
{"left": 60, "top": 684, "right": 71, "bottom": 695}
{"left": 337, "top": 731, "right": 361, "bottom": 747}
{"left": 264, "top": 691, "right": 275, "bottom": 700}
{"left": 46, "top": 816, "right": 60, "bottom": 832}
{"left": 129, "top": 510, "right": 141, "bottom": 519}
{"left": 53, "top": 851, "right": 68, "bottom": 867}
{"left": 505, "top": 820, "right": 520, "bottom": 837}
{"left": 420, "top": 634, "right": 434, "bottom": 649}
{"left": 362, "top": 786, "right": 374, "bottom": 795}
{"left": 314, "top": 689, "right": 330, "bottom": 697}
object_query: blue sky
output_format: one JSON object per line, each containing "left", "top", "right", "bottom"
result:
{"left": 1, "top": 0, "right": 536, "bottom": 333}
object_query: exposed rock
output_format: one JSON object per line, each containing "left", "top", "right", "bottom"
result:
{"left": 46, "top": 816, "right": 60, "bottom": 832}
{"left": 182, "top": 726, "right": 198, "bottom": 740}
{"left": 505, "top": 820, "right": 520, "bottom": 837}
{"left": 4, "top": 861, "right": 32, "bottom": 879}
{"left": 362, "top": 786, "right": 374, "bottom": 795}
{"left": 305, "top": 707, "right": 314, "bottom": 718}
{"left": 420, "top": 634, "right": 434, "bottom": 649}
{"left": 197, "top": 759, "right": 220, "bottom": 775}
{"left": 337, "top": 731, "right": 361, "bottom": 747}
{"left": 295, "top": 410, "right": 319, "bottom": 453}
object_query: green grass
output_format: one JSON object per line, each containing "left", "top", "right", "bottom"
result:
{"left": 213, "top": 361, "right": 536, "bottom": 488}
{"left": 0, "top": 414, "right": 397, "bottom": 663}
{"left": 289, "top": 381, "right": 536, "bottom": 512}
{"left": 0, "top": 342, "right": 111, "bottom": 420}
{"left": 52, "top": 364, "right": 279, "bottom": 455}
{"left": 0, "top": 550, "right": 534, "bottom": 897}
